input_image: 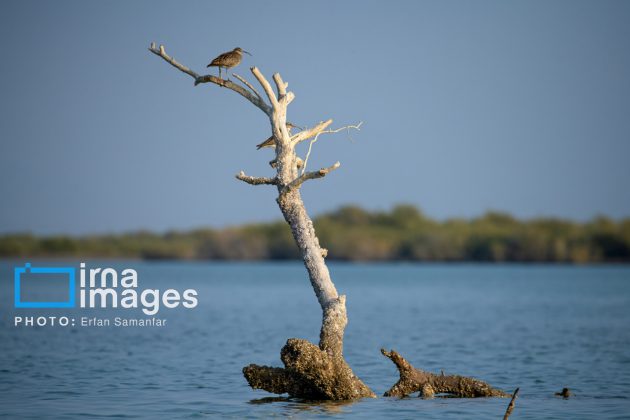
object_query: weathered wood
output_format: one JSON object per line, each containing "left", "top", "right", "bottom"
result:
{"left": 381, "top": 349, "right": 508, "bottom": 398}
{"left": 244, "top": 338, "right": 374, "bottom": 400}
{"left": 148, "top": 44, "right": 272, "bottom": 115}
{"left": 150, "top": 43, "right": 373, "bottom": 400}
{"left": 235, "top": 171, "right": 277, "bottom": 186}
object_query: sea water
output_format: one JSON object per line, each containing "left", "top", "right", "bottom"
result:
{"left": 1, "top": 262, "right": 629, "bottom": 419}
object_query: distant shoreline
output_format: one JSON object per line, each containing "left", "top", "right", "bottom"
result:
{"left": 1, "top": 258, "right": 629, "bottom": 266}
{"left": 2, "top": 205, "right": 629, "bottom": 263}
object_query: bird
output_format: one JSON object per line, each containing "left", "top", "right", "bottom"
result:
{"left": 555, "top": 388, "right": 571, "bottom": 398}
{"left": 256, "top": 122, "right": 302, "bottom": 149}
{"left": 207, "top": 47, "right": 251, "bottom": 79}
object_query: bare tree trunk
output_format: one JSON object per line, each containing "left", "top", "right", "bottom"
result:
{"left": 149, "top": 44, "right": 374, "bottom": 400}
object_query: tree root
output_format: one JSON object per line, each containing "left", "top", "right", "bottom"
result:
{"left": 243, "top": 338, "right": 375, "bottom": 400}
{"left": 381, "top": 348, "right": 509, "bottom": 398}
{"left": 244, "top": 296, "right": 375, "bottom": 400}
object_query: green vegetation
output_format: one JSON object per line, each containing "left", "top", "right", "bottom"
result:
{"left": 2, "top": 205, "right": 629, "bottom": 263}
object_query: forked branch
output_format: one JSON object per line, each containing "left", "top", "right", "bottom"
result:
{"left": 148, "top": 43, "right": 272, "bottom": 115}
{"left": 273, "top": 73, "right": 288, "bottom": 97}
{"left": 282, "top": 162, "right": 341, "bottom": 193}
{"left": 148, "top": 43, "right": 199, "bottom": 78}
{"left": 251, "top": 67, "right": 278, "bottom": 109}
{"left": 292, "top": 119, "right": 334, "bottom": 144}
{"left": 301, "top": 122, "right": 362, "bottom": 174}
{"left": 232, "top": 73, "right": 263, "bottom": 102}
{"left": 272, "top": 73, "right": 295, "bottom": 107}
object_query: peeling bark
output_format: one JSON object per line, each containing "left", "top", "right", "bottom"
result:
{"left": 381, "top": 349, "right": 508, "bottom": 398}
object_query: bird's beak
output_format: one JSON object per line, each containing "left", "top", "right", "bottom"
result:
{"left": 243, "top": 50, "right": 252, "bottom": 56}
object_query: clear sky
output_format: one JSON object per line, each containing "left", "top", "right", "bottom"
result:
{"left": 1, "top": 0, "right": 629, "bottom": 235}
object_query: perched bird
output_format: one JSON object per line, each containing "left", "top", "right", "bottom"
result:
{"left": 256, "top": 122, "right": 302, "bottom": 150}
{"left": 207, "top": 47, "right": 251, "bottom": 79}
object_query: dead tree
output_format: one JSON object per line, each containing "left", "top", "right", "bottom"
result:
{"left": 381, "top": 349, "right": 508, "bottom": 398}
{"left": 149, "top": 43, "right": 374, "bottom": 400}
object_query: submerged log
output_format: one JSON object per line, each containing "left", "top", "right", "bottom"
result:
{"left": 381, "top": 348, "right": 508, "bottom": 398}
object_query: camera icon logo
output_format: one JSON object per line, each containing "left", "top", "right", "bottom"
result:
{"left": 14, "top": 263, "right": 76, "bottom": 308}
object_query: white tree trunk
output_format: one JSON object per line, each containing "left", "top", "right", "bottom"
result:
{"left": 149, "top": 44, "right": 374, "bottom": 399}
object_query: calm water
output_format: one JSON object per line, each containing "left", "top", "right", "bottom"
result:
{"left": 1, "top": 261, "right": 629, "bottom": 419}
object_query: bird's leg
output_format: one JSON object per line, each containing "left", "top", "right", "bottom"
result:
{"left": 219, "top": 67, "right": 222, "bottom": 79}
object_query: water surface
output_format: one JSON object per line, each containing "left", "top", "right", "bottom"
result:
{"left": 1, "top": 262, "right": 629, "bottom": 419}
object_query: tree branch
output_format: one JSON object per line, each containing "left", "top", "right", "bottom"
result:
{"left": 282, "top": 92, "right": 295, "bottom": 107}
{"left": 273, "top": 73, "right": 288, "bottom": 97}
{"left": 232, "top": 73, "right": 263, "bottom": 102}
{"left": 251, "top": 67, "right": 279, "bottom": 109}
{"left": 281, "top": 162, "right": 340, "bottom": 193}
{"left": 148, "top": 43, "right": 199, "bottom": 79}
{"left": 291, "top": 119, "right": 334, "bottom": 145}
{"left": 148, "top": 43, "right": 272, "bottom": 115}
{"left": 301, "top": 122, "right": 362, "bottom": 175}
{"left": 235, "top": 171, "right": 277, "bottom": 186}
{"left": 271, "top": 73, "right": 295, "bottom": 107}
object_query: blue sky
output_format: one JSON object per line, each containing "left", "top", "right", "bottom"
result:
{"left": 1, "top": 0, "right": 629, "bottom": 235}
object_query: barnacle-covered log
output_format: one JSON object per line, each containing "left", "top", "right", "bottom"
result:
{"left": 244, "top": 335, "right": 374, "bottom": 400}
{"left": 381, "top": 348, "right": 508, "bottom": 398}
